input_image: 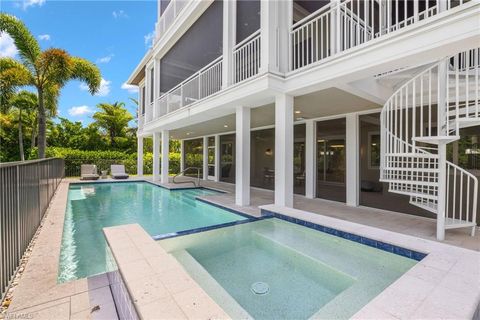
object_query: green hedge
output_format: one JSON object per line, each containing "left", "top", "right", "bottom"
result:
{"left": 30, "top": 147, "right": 181, "bottom": 177}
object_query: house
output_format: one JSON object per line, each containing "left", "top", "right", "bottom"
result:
{"left": 126, "top": 0, "right": 480, "bottom": 241}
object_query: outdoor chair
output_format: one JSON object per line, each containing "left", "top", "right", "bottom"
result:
{"left": 80, "top": 164, "right": 100, "bottom": 180}
{"left": 110, "top": 164, "right": 129, "bottom": 179}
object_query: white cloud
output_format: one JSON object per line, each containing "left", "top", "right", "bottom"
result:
{"left": 112, "top": 10, "right": 128, "bottom": 19}
{"left": 0, "top": 33, "right": 18, "bottom": 58}
{"left": 80, "top": 78, "right": 111, "bottom": 97}
{"left": 38, "top": 34, "right": 50, "bottom": 41}
{"left": 68, "top": 105, "right": 92, "bottom": 116}
{"left": 22, "top": 0, "right": 46, "bottom": 9}
{"left": 144, "top": 31, "right": 155, "bottom": 48}
{"left": 96, "top": 54, "right": 114, "bottom": 64}
{"left": 121, "top": 82, "right": 139, "bottom": 94}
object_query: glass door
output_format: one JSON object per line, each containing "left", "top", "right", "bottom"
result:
{"left": 207, "top": 136, "right": 216, "bottom": 180}
{"left": 316, "top": 118, "right": 346, "bottom": 202}
{"left": 220, "top": 134, "right": 235, "bottom": 183}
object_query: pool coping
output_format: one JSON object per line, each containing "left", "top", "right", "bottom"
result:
{"left": 258, "top": 204, "right": 480, "bottom": 319}
{"left": 103, "top": 223, "right": 230, "bottom": 320}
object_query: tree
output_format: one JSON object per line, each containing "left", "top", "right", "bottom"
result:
{"left": 92, "top": 102, "right": 134, "bottom": 147}
{"left": 0, "top": 13, "right": 101, "bottom": 158}
{"left": 9, "top": 91, "right": 37, "bottom": 161}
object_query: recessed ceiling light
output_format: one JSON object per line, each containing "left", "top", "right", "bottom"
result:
{"left": 295, "top": 110, "right": 301, "bottom": 114}
{"left": 224, "top": 125, "right": 228, "bottom": 128}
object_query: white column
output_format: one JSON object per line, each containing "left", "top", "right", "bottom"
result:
{"left": 214, "top": 135, "right": 221, "bottom": 182}
{"left": 235, "top": 106, "right": 251, "bottom": 206}
{"left": 260, "top": 0, "right": 292, "bottom": 73}
{"left": 305, "top": 120, "right": 316, "bottom": 199}
{"left": 153, "top": 132, "right": 161, "bottom": 181}
{"left": 330, "top": 0, "right": 341, "bottom": 54}
{"left": 203, "top": 136, "right": 209, "bottom": 180}
{"left": 145, "top": 68, "right": 152, "bottom": 122}
{"left": 346, "top": 113, "right": 359, "bottom": 206}
{"left": 275, "top": 94, "right": 294, "bottom": 207}
{"left": 180, "top": 140, "right": 185, "bottom": 172}
{"left": 161, "top": 130, "right": 169, "bottom": 184}
{"left": 222, "top": 0, "right": 236, "bottom": 88}
{"left": 137, "top": 136, "right": 144, "bottom": 176}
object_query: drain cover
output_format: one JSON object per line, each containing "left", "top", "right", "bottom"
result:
{"left": 251, "top": 282, "right": 269, "bottom": 295}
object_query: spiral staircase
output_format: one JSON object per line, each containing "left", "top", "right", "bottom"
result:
{"left": 380, "top": 48, "right": 479, "bottom": 240}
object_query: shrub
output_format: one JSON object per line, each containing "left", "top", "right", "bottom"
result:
{"left": 30, "top": 147, "right": 182, "bottom": 177}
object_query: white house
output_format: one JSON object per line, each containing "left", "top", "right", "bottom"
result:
{"left": 126, "top": 0, "right": 480, "bottom": 241}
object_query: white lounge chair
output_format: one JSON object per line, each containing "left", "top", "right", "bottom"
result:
{"left": 110, "top": 165, "right": 129, "bottom": 179}
{"left": 80, "top": 164, "right": 100, "bottom": 180}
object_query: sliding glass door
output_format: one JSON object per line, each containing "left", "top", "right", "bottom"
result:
{"left": 316, "top": 118, "right": 346, "bottom": 202}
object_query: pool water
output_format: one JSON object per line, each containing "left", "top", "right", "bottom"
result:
{"left": 58, "top": 182, "right": 246, "bottom": 282}
{"left": 160, "top": 219, "right": 417, "bottom": 320}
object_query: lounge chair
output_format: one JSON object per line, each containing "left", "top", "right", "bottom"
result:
{"left": 110, "top": 165, "right": 129, "bottom": 179}
{"left": 80, "top": 164, "right": 100, "bottom": 180}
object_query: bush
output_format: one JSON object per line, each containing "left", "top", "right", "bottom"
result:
{"left": 30, "top": 147, "right": 182, "bottom": 177}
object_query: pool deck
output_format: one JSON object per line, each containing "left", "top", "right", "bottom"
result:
{"left": 3, "top": 177, "right": 479, "bottom": 319}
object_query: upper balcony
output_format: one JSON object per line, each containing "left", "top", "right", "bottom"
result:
{"left": 137, "top": 0, "right": 477, "bottom": 132}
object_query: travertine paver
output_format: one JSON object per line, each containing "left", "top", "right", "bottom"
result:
{"left": 103, "top": 224, "right": 230, "bottom": 320}
{"left": 4, "top": 181, "right": 119, "bottom": 320}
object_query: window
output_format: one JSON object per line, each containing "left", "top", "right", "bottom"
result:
{"left": 141, "top": 86, "right": 146, "bottom": 115}
{"left": 149, "top": 68, "right": 154, "bottom": 103}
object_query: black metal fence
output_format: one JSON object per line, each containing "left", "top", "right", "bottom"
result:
{"left": 0, "top": 158, "right": 64, "bottom": 300}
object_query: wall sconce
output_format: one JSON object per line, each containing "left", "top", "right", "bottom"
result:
{"left": 265, "top": 148, "right": 273, "bottom": 156}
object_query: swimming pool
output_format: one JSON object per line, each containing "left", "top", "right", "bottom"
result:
{"left": 160, "top": 218, "right": 418, "bottom": 319}
{"left": 58, "top": 182, "right": 247, "bottom": 282}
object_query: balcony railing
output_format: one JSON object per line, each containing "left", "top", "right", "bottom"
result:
{"left": 233, "top": 30, "right": 261, "bottom": 84}
{"left": 145, "top": 57, "right": 223, "bottom": 124}
{"left": 155, "top": 0, "right": 188, "bottom": 43}
{"left": 0, "top": 158, "right": 64, "bottom": 299}
{"left": 290, "top": 0, "right": 470, "bottom": 71}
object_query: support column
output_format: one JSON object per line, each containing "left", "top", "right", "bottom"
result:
{"left": 222, "top": 0, "right": 236, "bottom": 88}
{"left": 275, "top": 94, "right": 294, "bottom": 207}
{"left": 436, "top": 60, "right": 448, "bottom": 241}
{"left": 305, "top": 120, "right": 316, "bottom": 199}
{"left": 137, "top": 136, "right": 144, "bottom": 176}
{"left": 203, "top": 136, "right": 209, "bottom": 180}
{"left": 214, "top": 135, "right": 221, "bottom": 182}
{"left": 153, "top": 132, "right": 161, "bottom": 181}
{"left": 260, "top": 0, "right": 292, "bottom": 73}
{"left": 235, "top": 106, "right": 251, "bottom": 206}
{"left": 346, "top": 113, "right": 359, "bottom": 206}
{"left": 180, "top": 140, "right": 185, "bottom": 172}
{"left": 330, "top": 0, "right": 341, "bottom": 54}
{"left": 161, "top": 130, "right": 169, "bottom": 184}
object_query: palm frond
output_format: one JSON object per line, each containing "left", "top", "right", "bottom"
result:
{"left": 70, "top": 57, "right": 101, "bottom": 95}
{"left": 0, "top": 13, "right": 41, "bottom": 69}
{"left": 0, "top": 57, "right": 32, "bottom": 111}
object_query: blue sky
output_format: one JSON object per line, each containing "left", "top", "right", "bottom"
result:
{"left": 1, "top": 0, "right": 156, "bottom": 124}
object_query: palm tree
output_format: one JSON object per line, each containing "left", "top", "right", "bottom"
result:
{"left": 10, "top": 91, "right": 38, "bottom": 161}
{"left": 93, "top": 102, "right": 134, "bottom": 147}
{"left": 0, "top": 13, "right": 101, "bottom": 158}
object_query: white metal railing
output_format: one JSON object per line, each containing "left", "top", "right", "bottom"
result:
{"left": 145, "top": 57, "right": 222, "bottom": 124}
{"left": 290, "top": 0, "right": 470, "bottom": 71}
{"left": 380, "top": 48, "right": 479, "bottom": 238}
{"left": 290, "top": 4, "right": 333, "bottom": 70}
{"left": 155, "top": 0, "right": 188, "bottom": 42}
{"left": 445, "top": 161, "right": 478, "bottom": 232}
{"left": 233, "top": 30, "right": 261, "bottom": 84}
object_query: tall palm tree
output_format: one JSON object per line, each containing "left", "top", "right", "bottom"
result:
{"left": 0, "top": 13, "right": 101, "bottom": 158}
{"left": 93, "top": 102, "right": 134, "bottom": 147}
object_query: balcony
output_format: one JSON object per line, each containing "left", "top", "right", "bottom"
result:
{"left": 154, "top": 0, "right": 188, "bottom": 43}
{"left": 141, "top": 0, "right": 474, "bottom": 129}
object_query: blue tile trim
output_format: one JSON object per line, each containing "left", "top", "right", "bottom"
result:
{"left": 144, "top": 180, "right": 226, "bottom": 193}
{"left": 261, "top": 209, "right": 427, "bottom": 261}
{"left": 152, "top": 219, "right": 256, "bottom": 240}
